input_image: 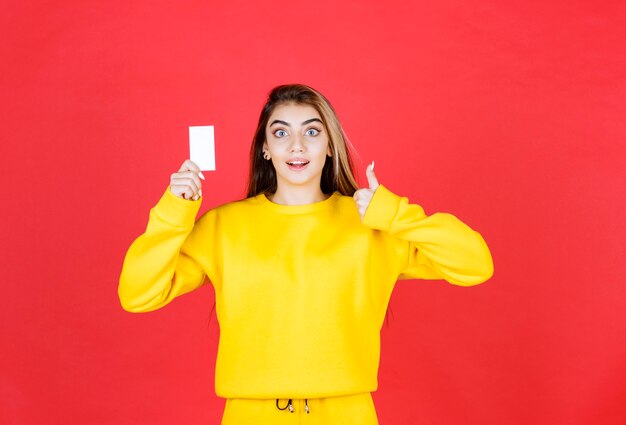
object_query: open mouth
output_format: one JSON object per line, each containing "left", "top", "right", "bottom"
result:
{"left": 286, "top": 160, "right": 310, "bottom": 170}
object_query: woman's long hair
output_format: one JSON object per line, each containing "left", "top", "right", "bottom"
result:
{"left": 246, "top": 84, "right": 359, "bottom": 198}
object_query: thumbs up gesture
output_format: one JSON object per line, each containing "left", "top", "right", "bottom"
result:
{"left": 353, "top": 161, "right": 380, "bottom": 220}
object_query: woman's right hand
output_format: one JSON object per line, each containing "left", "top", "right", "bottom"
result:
{"left": 169, "top": 159, "right": 205, "bottom": 201}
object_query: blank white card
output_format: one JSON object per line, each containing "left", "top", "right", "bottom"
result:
{"left": 189, "top": 125, "right": 215, "bottom": 171}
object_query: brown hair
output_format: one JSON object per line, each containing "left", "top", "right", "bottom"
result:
{"left": 246, "top": 84, "right": 359, "bottom": 198}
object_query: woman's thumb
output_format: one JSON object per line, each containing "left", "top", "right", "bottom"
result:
{"left": 366, "top": 161, "right": 379, "bottom": 190}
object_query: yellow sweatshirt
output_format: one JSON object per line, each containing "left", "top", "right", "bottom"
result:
{"left": 119, "top": 185, "right": 493, "bottom": 399}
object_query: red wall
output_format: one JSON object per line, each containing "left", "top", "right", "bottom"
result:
{"left": 2, "top": 1, "right": 625, "bottom": 424}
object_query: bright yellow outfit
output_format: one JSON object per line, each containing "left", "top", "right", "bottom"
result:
{"left": 119, "top": 185, "right": 493, "bottom": 423}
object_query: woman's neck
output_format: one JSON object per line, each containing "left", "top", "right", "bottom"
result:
{"left": 268, "top": 186, "right": 329, "bottom": 206}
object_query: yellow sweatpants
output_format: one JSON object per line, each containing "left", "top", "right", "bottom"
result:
{"left": 221, "top": 392, "right": 378, "bottom": 425}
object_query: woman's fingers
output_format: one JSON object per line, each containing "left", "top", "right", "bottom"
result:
{"left": 180, "top": 159, "right": 206, "bottom": 180}
{"left": 171, "top": 170, "right": 202, "bottom": 191}
{"left": 178, "top": 159, "right": 198, "bottom": 173}
{"left": 353, "top": 161, "right": 379, "bottom": 220}
{"left": 353, "top": 188, "right": 375, "bottom": 220}
{"left": 170, "top": 159, "right": 204, "bottom": 200}
{"left": 171, "top": 176, "right": 200, "bottom": 199}
{"left": 366, "top": 162, "right": 379, "bottom": 190}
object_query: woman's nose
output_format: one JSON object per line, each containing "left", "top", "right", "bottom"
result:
{"left": 289, "top": 134, "right": 304, "bottom": 152}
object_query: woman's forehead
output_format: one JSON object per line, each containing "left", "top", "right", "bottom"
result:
{"left": 268, "top": 103, "right": 321, "bottom": 124}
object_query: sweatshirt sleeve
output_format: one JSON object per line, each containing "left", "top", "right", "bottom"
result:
{"left": 118, "top": 188, "right": 209, "bottom": 312}
{"left": 362, "top": 185, "right": 493, "bottom": 286}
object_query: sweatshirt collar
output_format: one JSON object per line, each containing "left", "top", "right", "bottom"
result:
{"left": 255, "top": 192, "right": 341, "bottom": 214}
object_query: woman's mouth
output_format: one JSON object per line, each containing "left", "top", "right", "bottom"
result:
{"left": 286, "top": 160, "right": 310, "bottom": 170}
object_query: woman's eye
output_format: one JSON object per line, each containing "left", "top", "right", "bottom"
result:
{"left": 306, "top": 128, "right": 320, "bottom": 136}
{"left": 274, "top": 130, "right": 287, "bottom": 137}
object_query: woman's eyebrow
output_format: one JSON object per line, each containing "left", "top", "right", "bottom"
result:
{"left": 270, "top": 119, "right": 290, "bottom": 127}
{"left": 269, "top": 118, "right": 323, "bottom": 127}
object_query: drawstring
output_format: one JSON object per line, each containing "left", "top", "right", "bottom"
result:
{"left": 276, "top": 399, "right": 293, "bottom": 412}
{"left": 276, "top": 398, "right": 310, "bottom": 414}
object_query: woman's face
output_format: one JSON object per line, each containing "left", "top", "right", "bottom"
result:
{"left": 263, "top": 103, "right": 331, "bottom": 193}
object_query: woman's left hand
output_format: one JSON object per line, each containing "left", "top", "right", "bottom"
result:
{"left": 353, "top": 161, "right": 379, "bottom": 220}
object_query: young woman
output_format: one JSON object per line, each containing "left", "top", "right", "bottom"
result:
{"left": 118, "top": 84, "right": 493, "bottom": 424}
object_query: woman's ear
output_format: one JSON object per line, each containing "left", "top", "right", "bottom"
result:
{"left": 262, "top": 142, "right": 271, "bottom": 160}
{"left": 327, "top": 145, "right": 333, "bottom": 157}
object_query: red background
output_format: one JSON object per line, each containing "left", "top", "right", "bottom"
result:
{"left": 2, "top": 1, "right": 625, "bottom": 424}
